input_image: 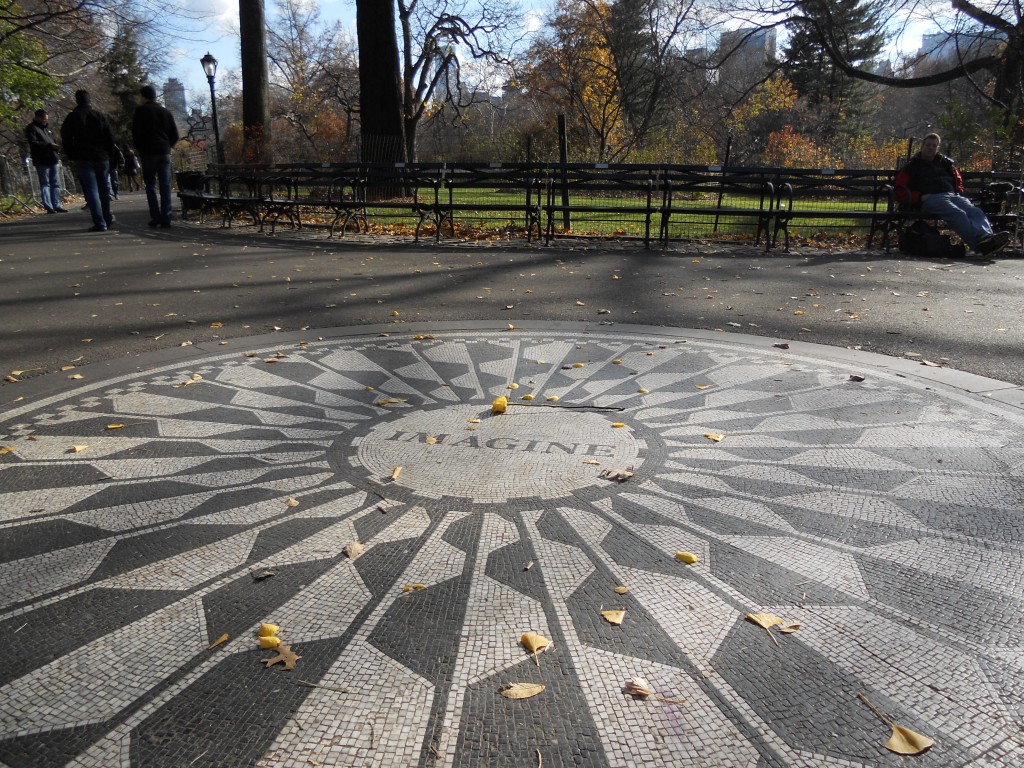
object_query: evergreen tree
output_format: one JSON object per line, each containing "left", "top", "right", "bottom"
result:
{"left": 101, "top": 23, "right": 150, "bottom": 142}
{"left": 781, "top": 0, "right": 884, "bottom": 138}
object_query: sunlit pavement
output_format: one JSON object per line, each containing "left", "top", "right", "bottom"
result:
{"left": 1, "top": 315, "right": 1023, "bottom": 767}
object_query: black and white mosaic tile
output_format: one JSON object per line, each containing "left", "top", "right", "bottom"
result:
{"left": 1, "top": 329, "right": 1022, "bottom": 767}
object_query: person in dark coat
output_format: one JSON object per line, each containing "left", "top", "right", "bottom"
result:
{"left": 24, "top": 109, "right": 67, "bottom": 213}
{"left": 132, "top": 84, "right": 180, "bottom": 227}
{"left": 122, "top": 144, "right": 140, "bottom": 191}
{"left": 894, "top": 132, "right": 1010, "bottom": 256}
{"left": 60, "top": 90, "right": 119, "bottom": 231}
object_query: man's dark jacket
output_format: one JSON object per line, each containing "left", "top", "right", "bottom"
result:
{"left": 60, "top": 105, "right": 118, "bottom": 165}
{"left": 893, "top": 152, "right": 964, "bottom": 208}
{"left": 24, "top": 121, "right": 59, "bottom": 165}
{"left": 132, "top": 101, "right": 180, "bottom": 155}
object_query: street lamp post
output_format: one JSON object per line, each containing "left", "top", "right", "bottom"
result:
{"left": 200, "top": 52, "right": 225, "bottom": 164}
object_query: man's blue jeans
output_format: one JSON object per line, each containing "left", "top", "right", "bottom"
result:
{"left": 920, "top": 192, "right": 994, "bottom": 250}
{"left": 141, "top": 153, "right": 173, "bottom": 225}
{"left": 34, "top": 162, "right": 61, "bottom": 211}
{"left": 76, "top": 160, "right": 112, "bottom": 229}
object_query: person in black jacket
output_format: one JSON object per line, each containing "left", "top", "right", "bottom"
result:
{"left": 894, "top": 133, "right": 1010, "bottom": 256}
{"left": 132, "top": 85, "right": 180, "bottom": 227}
{"left": 24, "top": 109, "right": 68, "bottom": 213}
{"left": 59, "top": 90, "right": 119, "bottom": 232}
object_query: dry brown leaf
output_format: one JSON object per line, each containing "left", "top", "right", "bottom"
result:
{"left": 773, "top": 342, "right": 791, "bottom": 349}
{"left": 582, "top": 459, "right": 601, "bottom": 465}
{"left": 849, "top": 374, "right": 866, "bottom": 382}
{"left": 624, "top": 676, "right": 654, "bottom": 698}
{"left": 208, "top": 633, "right": 229, "bottom": 650}
{"left": 520, "top": 632, "right": 551, "bottom": 666}
{"left": 858, "top": 693, "right": 933, "bottom": 755}
{"left": 499, "top": 682, "right": 546, "bottom": 700}
{"left": 675, "top": 551, "right": 699, "bottom": 564}
{"left": 262, "top": 643, "right": 301, "bottom": 670}
{"left": 778, "top": 620, "right": 801, "bottom": 634}
{"left": 614, "top": 585, "right": 629, "bottom": 595}
{"left": 599, "top": 468, "right": 633, "bottom": 483}
{"left": 344, "top": 541, "right": 365, "bottom": 559}
{"left": 601, "top": 610, "right": 625, "bottom": 626}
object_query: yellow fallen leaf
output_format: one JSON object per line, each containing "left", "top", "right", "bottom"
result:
{"left": 105, "top": 424, "right": 126, "bottom": 430}
{"left": 492, "top": 395, "right": 507, "bottom": 414}
{"left": 508, "top": 382, "right": 519, "bottom": 389}
{"left": 794, "top": 310, "right": 806, "bottom": 316}
{"left": 425, "top": 436, "right": 437, "bottom": 444}
{"left": 704, "top": 433, "right": 725, "bottom": 442}
{"left": 499, "top": 682, "right": 546, "bottom": 700}
{"left": 745, "top": 612, "right": 784, "bottom": 629}
{"left": 285, "top": 498, "right": 299, "bottom": 507}
{"left": 637, "top": 388, "right": 649, "bottom": 394}
{"left": 612, "top": 359, "right": 622, "bottom": 364}
{"left": 695, "top": 384, "right": 711, "bottom": 390}
{"left": 81, "top": 338, "right": 92, "bottom": 343}
{"left": 258, "top": 623, "right": 280, "bottom": 637}
{"left": 0, "top": 446, "right": 14, "bottom": 455}
{"left": 858, "top": 693, "right": 933, "bottom": 756}
{"left": 69, "top": 445, "right": 89, "bottom": 453}
{"left": 210, "top": 321, "right": 223, "bottom": 328}
{"left": 576, "top": 300, "right": 586, "bottom": 306}
{"left": 572, "top": 362, "right": 585, "bottom": 368}
{"left": 614, "top": 585, "right": 629, "bottom": 594}
{"left": 402, "top": 583, "right": 427, "bottom": 592}
{"left": 611, "top": 422, "right": 626, "bottom": 429}
{"left": 258, "top": 635, "right": 281, "bottom": 649}
{"left": 61, "top": 365, "right": 75, "bottom": 371}
{"left": 391, "top": 466, "right": 402, "bottom": 481}
{"left": 521, "top": 394, "right": 534, "bottom": 401}
{"left": 546, "top": 395, "right": 559, "bottom": 402}
{"left": 601, "top": 610, "right": 625, "bottom": 626}
{"left": 745, "top": 611, "right": 784, "bottom": 646}
{"left": 468, "top": 418, "right": 481, "bottom": 424}
{"left": 208, "top": 633, "right": 229, "bottom": 650}
{"left": 68, "top": 373, "right": 84, "bottom": 380}
{"left": 675, "top": 551, "right": 699, "bottom": 564}
{"left": 582, "top": 459, "right": 601, "bottom": 465}
{"left": 391, "top": 310, "right": 400, "bottom": 317}
{"left": 520, "top": 632, "right": 551, "bottom": 666}
{"left": 507, "top": 323, "right": 515, "bottom": 331}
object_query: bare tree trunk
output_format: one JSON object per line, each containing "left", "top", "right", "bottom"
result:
{"left": 240, "top": 0, "right": 272, "bottom": 163}
{"left": 356, "top": 0, "right": 406, "bottom": 164}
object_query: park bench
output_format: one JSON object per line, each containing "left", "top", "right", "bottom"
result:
{"left": 433, "top": 163, "right": 543, "bottom": 242}
{"left": 543, "top": 164, "right": 657, "bottom": 246}
{"left": 658, "top": 165, "right": 776, "bottom": 249}
{"left": 770, "top": 168, "right": 895, "bottom": 251}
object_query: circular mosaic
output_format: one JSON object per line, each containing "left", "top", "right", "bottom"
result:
{"left": 0, "top": 327, "right": 1022, "bottom": 768}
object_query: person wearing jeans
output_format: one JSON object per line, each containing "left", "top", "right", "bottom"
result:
{"left": 894, "top": 132, "right": 1011, "bottom": 257}
{"left": 59, "top": 90, "right": 119, "bottom": 232}
{"left": 132, "top": 85, "right": 180, "bottom": 227}
{"left": 24, "top": 109, "right": 67, "bottom": 213}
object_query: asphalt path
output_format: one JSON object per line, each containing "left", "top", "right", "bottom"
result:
{"left": 2, "top": 190, "right": 1023, "bottom": 391}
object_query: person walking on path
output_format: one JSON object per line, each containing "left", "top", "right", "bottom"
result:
{"left": 122, "top": 144, "right": 140, "bottom": 191}
{"left": 59, "top": 90, "right": 119, "bottom": 232}
{"left": 894, "top": 132, "right": 1011, "bottom": 257}
{"left": 24, "top": 109, "right": 67, "bottom": 213}
{"left": 132, "top": 85, "right": 180, "bottom": 228}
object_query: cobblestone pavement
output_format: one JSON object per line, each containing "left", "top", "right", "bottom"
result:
{"left": 1, "top": 323, "right": 1023, "bottom": 767}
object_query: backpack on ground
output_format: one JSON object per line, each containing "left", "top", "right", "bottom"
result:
{"left": 898, "top": 220, "right": 967, "bottom": 258}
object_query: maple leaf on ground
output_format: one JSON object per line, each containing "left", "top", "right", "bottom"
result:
{"left": 261, "top": 643, "right": 301, "bottom": 670}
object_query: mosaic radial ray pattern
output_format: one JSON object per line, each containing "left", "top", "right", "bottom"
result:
{"left": 1, "top": 329, "right": 1023, "bottom": 768}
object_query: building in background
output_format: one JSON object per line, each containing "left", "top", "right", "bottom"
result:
{"left": 162, "top": 79, "right": 189, "bottom": 131}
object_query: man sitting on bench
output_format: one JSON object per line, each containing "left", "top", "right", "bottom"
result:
{"left": 894, "top": 132, "right": 1011, "bottom": 257}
